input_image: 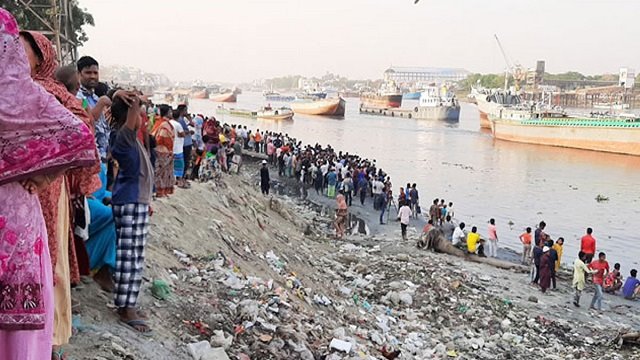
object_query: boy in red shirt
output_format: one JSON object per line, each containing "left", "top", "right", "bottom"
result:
{"left": 580, "top": 227, "right": 596, "bottom": 263}
{"left": 588, "top": 252, "right": 609, "bottom": 311}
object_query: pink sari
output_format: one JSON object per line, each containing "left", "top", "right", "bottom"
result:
{"left": 0, "top": 8, "right": 96, "bottom": 359}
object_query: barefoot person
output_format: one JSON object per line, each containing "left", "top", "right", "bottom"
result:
{"left": 519, "top": 227, "right": 532, "bottom": 264}
{"left": 110, "top": 92, "right": 154, "bottom": 334}
{"left": 334, "top": 193, "right": 348, "bottom": 239}
{"left": 572, "top": 251, "right": 597, "bottom": 307}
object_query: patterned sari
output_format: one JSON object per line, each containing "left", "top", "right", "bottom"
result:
{"left": 151, "top": 117, "right": 175, "bottom": 196}
{"left": 0, "top": 9, "right": 96, "bottom": 359}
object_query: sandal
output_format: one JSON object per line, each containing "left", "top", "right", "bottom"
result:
{"left": 119, "top": 319, "right": 154, "bottom": 337}
{"left": 52, "top": 347, "right": 67, "bottom": 360}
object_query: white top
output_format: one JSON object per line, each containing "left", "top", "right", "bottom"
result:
{"left": 372, "top": 180, "right": 384, "bottom": 195}
{"left": 452, "top": 227, "right": 466, "bottom": 246}
{"left": 398, "top": 206, "right": 412, "bottom": 225}
{"left": 170, "top": 120, "right": 184, "bottom": 154}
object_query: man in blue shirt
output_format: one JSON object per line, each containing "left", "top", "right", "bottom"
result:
{"left": 76, "top": 56, "right": 111, "bottom": 162}
{"left": 623, "top": 269, "right": 640, "bottom": 300}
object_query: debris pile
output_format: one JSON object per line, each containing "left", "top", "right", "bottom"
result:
{"left": 67, "top": 160, "right": 639, "bottom": 359}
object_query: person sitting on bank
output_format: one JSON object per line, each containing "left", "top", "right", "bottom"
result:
{"left": 466, "top": 226, "right": 485, "bottom": 257}
{"left": 604, "top": 263, "right": 623, "bottom": 294}
{"left": 417, "top": 219, "right": 435, "bottom": 249}
{"left": 622, "top": 269, "right": 640, "bottom": 300}
{"left": 452, "top": 222, "right": 466, "bottom": 250}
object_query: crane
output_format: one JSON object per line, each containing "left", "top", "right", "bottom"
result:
{"left": 494, "top": 34, "right": 526, "bottom": 92}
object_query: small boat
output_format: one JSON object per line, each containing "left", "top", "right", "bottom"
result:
{"left": 592, "top": 102, "right": 630, "bottom": 110}
{"left": 263, "top": 90, "right": 296, "bottom": 102}
{"left": 290, "top": 97, "right": 346, "bottom": 116}
{"left": 216, "top": 106, "right": 255, "bottom": 117}
{"left": 256, "top": 107, "right": 294, "bottom": 120}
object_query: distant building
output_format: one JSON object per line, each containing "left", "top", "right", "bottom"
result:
{"left": 383, "top": 66, "right": 470, "bottom": 83}
{"left": 526, "top": 60, "right": 545, "bottom": 89}
{"left": 619, "top": 67, "right": 635, "bottom": 89}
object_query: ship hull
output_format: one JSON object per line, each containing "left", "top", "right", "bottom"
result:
{"left": 290, "top": 98, "right": 345, "bottom": 116}
{"left": 476, "top": 96, "right": 502, "bottom": 129}
{"left": 491, "top": 119, "right": 640, "bottom": 156}
{"left": 191, "top": 90, "right": 208, "bottom": 99}
{"left": 414, "top": 105, "right": 460, "bottom": 121}
{"left": 360, "top": 94, "right": 402, "bottom": 109}
{"left": 210, "top": 92, "right": 237, "bottom": 102}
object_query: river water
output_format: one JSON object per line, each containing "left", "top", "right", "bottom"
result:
{"left": 189, "top": 93, "right": 640, "bottom": 268}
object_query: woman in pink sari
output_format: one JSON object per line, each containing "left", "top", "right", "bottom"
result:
{"left": 0, "top": 9, "right": 97, "bottom": 360}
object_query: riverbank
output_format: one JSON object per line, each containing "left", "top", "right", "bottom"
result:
{"left": 63, "top": 155, "right": 639, "bottom": 359}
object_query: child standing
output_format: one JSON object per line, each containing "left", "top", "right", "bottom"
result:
{"left": 110, "top": 92, "right": 154, "bottom": 334}
{"left": 519, "top": 227, "right": 532, "bottom": 264}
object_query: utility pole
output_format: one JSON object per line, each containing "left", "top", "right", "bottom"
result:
{"left": 19, "top": 0, "right": 77, "bottom": 64}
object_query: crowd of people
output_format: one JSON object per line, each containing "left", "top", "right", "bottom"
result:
{"left": 2, "top": 8, "right": 639, "bottom": 360}
{"left": 0, "top": 10, "right": 259, "bottom": 359}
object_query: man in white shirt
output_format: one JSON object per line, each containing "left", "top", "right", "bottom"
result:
{"left": 169, "top": 117, "right": 186, "bottom": 187}
{"left": 397, "top": 202, "right": 412, "bottom": 240}
{"left": 452, "top": 222, "right": 467, "bottom": 249}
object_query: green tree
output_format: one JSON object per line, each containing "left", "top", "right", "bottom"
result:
{"left": 4, "top": 0, "right": 94, "bottom": 46}
{"left": 460, "top": 73, "right": 510, "bottom": 90}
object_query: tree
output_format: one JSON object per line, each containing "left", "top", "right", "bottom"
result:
{"left": 459, "top": 73, "right": 511, "bottom": 90}
{"left": 4, "top": 0, "right": 94, "bottom": 46}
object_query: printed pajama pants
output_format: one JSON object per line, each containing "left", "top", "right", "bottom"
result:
{"left": 112, "top": 203, "right": 149, "bottom": 308}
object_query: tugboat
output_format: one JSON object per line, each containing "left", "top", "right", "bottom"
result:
{"left": 412, "top": 86, "right": 460, "bottom": 121}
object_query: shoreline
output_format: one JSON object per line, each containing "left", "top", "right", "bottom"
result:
{"left": 64, "top": 158, "right": 639, "bottom": 359}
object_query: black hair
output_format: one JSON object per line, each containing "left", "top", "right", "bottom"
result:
{"left": 631, "top": 269, "right": 637, "bottom": 277}
{"left": 614, "top": 263, "right": 621, "bottom": 270}
{"left": 471, "top": 226, "right": 477, "bottom": 232}
{"left": 19, "top": 31, "right": 43, "bottom": 61}
{"left": 446, "top": 215, "right": 451, "bottom": 221}
{"left": 587, "top": 227, "right": 593, "bottom": 234}
{"left": 158, "top": 104, "right": 172, "bottom": 118}
{"left": 110, "top": 96, "right": 129, "bottom": 130}
{"left": 459, "top": 222, "right": 465, "bottom": 229}
{"left": 77, "top": 56, "right": 99, "bottom": 71}
{"left": 578, "top": 251, "right": 585, "bottom": 259}
{"left": 539, "top": 221, "right": 546, "bottom": 228}
{"left": 54, "top": 64, "right": 78, "bottom": 93}
{"left": 489, "top": 218, "right": 495, "bottom": 225}
{"left": 95, "top": 82, "right": 110, "bottom": 97}
{"left": 598, "top": 252, "right": 606, "bottom": 258}
{"left": 172, "top": 109, "right": 180, "bottom": 119}
{"left": 526, "top": 227, "right": 532, "bottom": 232}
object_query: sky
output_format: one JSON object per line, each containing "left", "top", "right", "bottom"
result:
{"left": 78, "top": 0, "right": 640, "bottom": 83}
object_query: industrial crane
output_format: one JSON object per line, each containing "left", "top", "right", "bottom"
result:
{"left": 494, "top": 34, "right": 526, "bottom": 92}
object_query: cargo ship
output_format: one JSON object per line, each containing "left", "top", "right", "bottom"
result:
{"left": 490, "top": 107, "right": 640, "bottom": 156}
{"left": 209, "top": 89, "right": 237, "bottom": 103}
{"left": 360, "top": 81, "right": 403, "bottom": 109}
{"left": 290, "top": 97, "right": 345, "bottom": 116}
{"left": 473, "top": 89, "right": 521, "bottom": 128}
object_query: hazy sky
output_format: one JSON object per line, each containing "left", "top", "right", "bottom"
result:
{"left": 78, "top": 0, "right": 639, "bottom": 83}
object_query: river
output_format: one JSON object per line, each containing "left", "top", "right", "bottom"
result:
{"left": 188, "top": 93, "right": 640, "bottom": 268}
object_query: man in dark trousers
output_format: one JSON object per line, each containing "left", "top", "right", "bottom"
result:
{"left": 260, "top": 160, "right": 270, "bottom": 195}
